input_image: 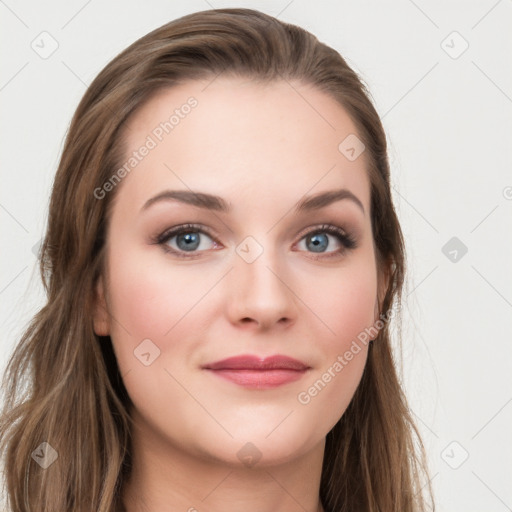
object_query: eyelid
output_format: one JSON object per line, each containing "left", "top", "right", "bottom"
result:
{"left": 295, "top": 222, "right": 349, "bottom": 240}
{"left": 154, "top": 223, "right": 219, "bottom": 245}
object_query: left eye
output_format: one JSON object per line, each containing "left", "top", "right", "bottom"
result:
{"left": 294, "top": 224, "right": 357, "bottom": 258}
{"left": 297, "top": 230, "right": 347, "bottom": 254}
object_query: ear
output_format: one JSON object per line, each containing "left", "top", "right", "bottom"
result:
{"left": 372, "top": 260, "right": 392, "bottom": 333}
{"left": 92, "top": 276, "right": 111, "bottom": 336}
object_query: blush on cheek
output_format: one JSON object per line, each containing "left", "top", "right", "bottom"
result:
{"left": 312, "top": 277, "right": 377, "bottom": 347}
{"left": 107, "top": 252, "right": 218, "bottom": 355}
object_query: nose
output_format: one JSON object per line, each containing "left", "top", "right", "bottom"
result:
{"left": 225, "top": 243, "right": 297, "bottom": 331}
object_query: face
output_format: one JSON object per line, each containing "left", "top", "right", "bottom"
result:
{"left": 93, "top": 76, "right": 383, "bottom": 467}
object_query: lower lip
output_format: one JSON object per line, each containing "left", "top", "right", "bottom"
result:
{"left": 206, "top": 369, "right": 308, "bottom": 389}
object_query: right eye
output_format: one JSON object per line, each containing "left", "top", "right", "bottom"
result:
{"left": 154, "top": 223, "right": 222, "bottom": 258}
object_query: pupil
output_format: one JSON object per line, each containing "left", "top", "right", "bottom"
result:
{"left": 177, "top": 232, "right": 200, "bottom": 251}
{"left": 308, "top": 233, "right": 328, "bottom": 253}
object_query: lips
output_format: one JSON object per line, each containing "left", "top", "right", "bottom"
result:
{"left": 202, "top": 354, "right": 309, "bottom": 371}
{"left": 202, "top": 355, "right": 310, "bottom": 389}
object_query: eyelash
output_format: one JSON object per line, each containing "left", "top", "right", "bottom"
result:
{"left": 152, "top": 223, "right": 357, "bottom": 260}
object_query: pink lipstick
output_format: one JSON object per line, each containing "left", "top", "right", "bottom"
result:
{"left": 202, "top": 354, "right": 310, "bottom": 389}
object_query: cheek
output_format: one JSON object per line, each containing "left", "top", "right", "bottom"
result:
{"left": 294, "top": 258, "right": 376, "bottom": 422}
{"left": 304, "top": 258, "right": 377, "bottom": 348}
{"left": 105, "top": 246, "right": 218, "bottom": 363}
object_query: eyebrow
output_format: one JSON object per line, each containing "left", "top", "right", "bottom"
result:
{"left": 141, "top": 188, "right": 365, "bottom": 215}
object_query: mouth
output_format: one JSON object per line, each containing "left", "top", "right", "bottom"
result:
{"left": 202, "top": 354, "right": 311, "bottom": 389}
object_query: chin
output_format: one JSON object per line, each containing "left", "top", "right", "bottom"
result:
{"left": 193, "top": 424, "right": 320, "bottom": 469}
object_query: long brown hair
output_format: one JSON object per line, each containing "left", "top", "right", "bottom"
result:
{"left": 0, "top": 8, "right": 434, "bottom": 511}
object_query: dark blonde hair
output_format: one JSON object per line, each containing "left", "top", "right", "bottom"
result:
{"left": 0, "top": 8, "right": 433, "bottom": 511}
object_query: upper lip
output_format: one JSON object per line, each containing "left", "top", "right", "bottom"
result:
{"left": 202, "top": 355, "right": 310, "bottom": 371}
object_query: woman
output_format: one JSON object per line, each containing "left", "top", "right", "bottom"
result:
{"left": 0, "top": 8, "right": 434, "bottom": 512}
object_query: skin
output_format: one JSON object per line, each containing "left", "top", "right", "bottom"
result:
{"left": 93, "top": 76, "right": 386, "bottom": 512}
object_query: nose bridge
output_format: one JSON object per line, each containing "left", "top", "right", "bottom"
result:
{"left": 227, "top": 234, "right": 296, "bottom": 327}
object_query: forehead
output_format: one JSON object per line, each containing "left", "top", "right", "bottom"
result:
{"left": 114, "top": 77, "right": 371, "bottom": 216}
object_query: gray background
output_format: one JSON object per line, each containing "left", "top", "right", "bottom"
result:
{"left": 1, "top": 1, "right": 511, "bottom": 510}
